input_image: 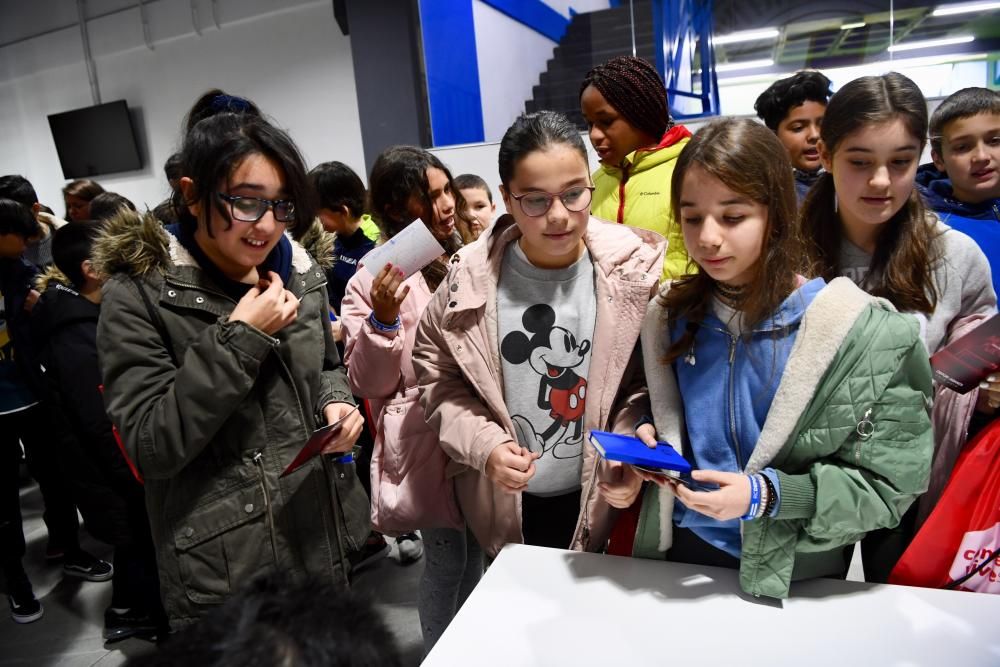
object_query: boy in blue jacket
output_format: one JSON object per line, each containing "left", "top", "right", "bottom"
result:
{"left": 917, "top": 87, "right": 1000, "bottom": 294}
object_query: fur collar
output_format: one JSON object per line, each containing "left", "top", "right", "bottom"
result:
{"left": 642, "top": 277, "right": 893, "bottom": 551}
{"left": 92, "top": 211, "right": 334, "bottom": 278}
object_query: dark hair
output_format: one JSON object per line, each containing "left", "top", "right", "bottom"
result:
{"left": 62, "top": 178, "right": 105, "bottom": 219}
{"left": 309, "top": 161, "right": 367, "bottom": 219}
{"left": 661, "top": 118, "right": 806, "bottom": 363}
{"left": 930, "top": 87, "right": 1000, "bottom": 154}
{"left": 579, "top": 56, "right": 670, "bottom": 142}
{"left": 498, "top": 111, "right": 588, "bottom": 187}
{"left": 0, "top": 199, "right": 41, "bottom": 239}
{"left": 52, "top": 222, "right": 101, "bottom": 289}
{"left": 124, "top": 574, "right": 403, "bottom": 667}
{"left": 177, "top": 113, "right": 316, "bottom": 239}
{"left": 163, "top": 153, "right": 184, "bottom": 183}
{"left": 0, "top": 175, "right": 39, "bottom": 208}
{"left": 800, "top": 72, "right": 937, "bottom": 314}
{"left": 369, "top": 146, "right": 463, "bottom": 289}
{"left": 754, "top": 70, "right": 833, "bottom": 131}
{"left": 88, "top": 192, "right": 136, "bottom": 222}
{"left": 183, "top": 89, "right": 262, "bottom": 135}
{"left": 454, "top": 173, "right": 493, "bottom": 203}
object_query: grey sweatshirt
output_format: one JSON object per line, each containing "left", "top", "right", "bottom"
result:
{"left": 838, "top": 219, "right": 997, "bottom": 353}
{"left": 497, "top": 241, "right": 596, "bottom": 496}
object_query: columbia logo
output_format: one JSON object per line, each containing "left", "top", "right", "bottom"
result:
{"left": 639, "top": 191, "right": 660, "bottom": 196}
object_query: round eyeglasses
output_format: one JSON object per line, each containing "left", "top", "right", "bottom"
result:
{"left": 217, "top": 192, "right": 296, "bottom": 223}
{"left": 508, "top": 185, "right": 595, "bottom": 217}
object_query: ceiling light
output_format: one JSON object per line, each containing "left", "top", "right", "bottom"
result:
{"left": 840, "top": 21, "right": 867, "bottom": 30}
{"left": 713, "top": 28, "right": 780, "bottom": 46}
{"left": 932, "top": 2, "right": 1000, "bottom": 17}
{"left": 715, "top": 58, "right": 774, "bottom": 72}
{"left": 888, "top": 35, "right": 975, "bottom": 52}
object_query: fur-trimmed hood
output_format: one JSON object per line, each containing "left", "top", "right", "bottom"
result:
{"left": 91, "top": 211, "right": 335, "bottom": 278}
{"left": 35, "top": 265, "right": 72, "bottom": 292}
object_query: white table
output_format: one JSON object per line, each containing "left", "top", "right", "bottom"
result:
{"left": 423, "top": 543, "right": 1000, "bottom": 666}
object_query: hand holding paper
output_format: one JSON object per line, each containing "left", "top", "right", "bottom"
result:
{"left": 362, "top": 219, "right": 446, "bottom": 280}
{"left": 280, "top": 404, "right": 363, "bottom": 477}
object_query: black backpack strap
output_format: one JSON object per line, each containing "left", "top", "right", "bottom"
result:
{"left": 129, "top": 275, "right": 179, "bottom": 367}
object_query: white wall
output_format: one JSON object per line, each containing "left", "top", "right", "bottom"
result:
{"left": 0, "top": 0, "right": 364, "bottom": 213}
{"left": 473, "top": 1, "right": 612, "bottom": 143}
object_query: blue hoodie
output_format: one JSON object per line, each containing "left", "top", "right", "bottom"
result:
{"left": 916, "top": 163, "right": 1000, "bottom": 296}
{"left": 670, "top": 277, "right": 825, "bottom": 557}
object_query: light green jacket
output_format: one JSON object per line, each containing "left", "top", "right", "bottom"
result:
{"left": 591, "top": 132, "right": 690, "bottom": 282}
{"left": 635, "top": 277, "right": 934, "bottom": 598}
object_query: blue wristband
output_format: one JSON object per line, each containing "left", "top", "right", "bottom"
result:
{"left": 368, "top": 312, "right": 401, "bottom": 333}
{"left": 741, "top": 474, "right": 761, "bottom": 521}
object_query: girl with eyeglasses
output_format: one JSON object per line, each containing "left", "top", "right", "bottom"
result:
{"left": 412, "top": 111, "right": 665, "bottom": 562}
{"left": 94, "top": 111, "right": 370, "bottom": 627}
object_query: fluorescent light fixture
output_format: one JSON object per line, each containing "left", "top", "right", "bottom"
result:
{"left": 932, "top": 2, "right": 1000, "bottom": 17}
{"left": 714, "top": 52, "right": 987, "bottom": 84}
{"left": 713, "top": 28, "right": 779, "bottom": 45}
{"left": 840, "top": 21, "right": 867, "bottom": 30}
{"left": 888, "top": 35, "right": 974, "bottom": 52}
{"left": 715, "top": 58, "right": 774, "bottom": 72}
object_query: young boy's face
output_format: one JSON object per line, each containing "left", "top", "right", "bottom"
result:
{"left": 933, "top": 112, "right": 1000, "bottom": 205}
{"left": 459, "top": 187, "right": 495, "bottom": 239}
{"left": 776, "top": 100, "right": 825, "bottom": 173}
{"left": 0, "top": 233, "right": 27, "bottom": 259}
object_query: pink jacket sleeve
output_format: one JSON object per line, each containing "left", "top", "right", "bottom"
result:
{"left": 340, "top": 270, "right": 404, "bottom": 400}
{"left": 412, "top": 286, "right": 513, "bottom": 474}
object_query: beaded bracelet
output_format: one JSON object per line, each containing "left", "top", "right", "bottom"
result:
{"left": 741, "top": 474, "right": 761, "bottom": 521}
{"left": 756, "top": 475, "right": 769, "bottom": 519}
{"left": 368, "top": 312, "right": 401, "bottom": 333}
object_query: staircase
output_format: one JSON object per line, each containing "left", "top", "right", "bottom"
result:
{"left": 524, "top": 1, "right": 656, "bottom": 131}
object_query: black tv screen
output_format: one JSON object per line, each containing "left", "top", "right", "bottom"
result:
{"left": 48, "top": 100, "right": 142, "bottom": 178}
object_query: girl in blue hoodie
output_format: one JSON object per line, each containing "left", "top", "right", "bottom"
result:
{"left": 598, "top": 118, "right": 934, "bottom": 598}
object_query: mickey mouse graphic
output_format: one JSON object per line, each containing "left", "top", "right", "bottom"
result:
{"left": 501, "top": 304, "right": 591, "bottom": 458}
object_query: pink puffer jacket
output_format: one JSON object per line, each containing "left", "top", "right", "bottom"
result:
{"left": 341, "top": 264, "right": 463, "bottom": 535}
{"left": 412, "top": 215, "right": 665, "bottom": 557}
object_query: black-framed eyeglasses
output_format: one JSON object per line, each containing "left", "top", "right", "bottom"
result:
{"left": 217, "top": 192, "right": 295, "bottom": 223}
{"left": 508, "top": 185, "right": 595, "bottom": 217}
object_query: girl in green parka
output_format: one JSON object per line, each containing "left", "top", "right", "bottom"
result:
{"left": 597, "top": 118, "right": 934, "bottom": 599}
{"left": 580, "top": 56, "right": 691, "bottom": 282}
{"left": 95, "top": 112, "right": 370, "bottom": 626}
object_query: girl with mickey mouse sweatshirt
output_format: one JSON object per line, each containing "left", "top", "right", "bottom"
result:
{"left": 412, "top": 110, "right": 665, "bottom": 557}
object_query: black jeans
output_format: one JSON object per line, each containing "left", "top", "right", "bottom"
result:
{"left": 521, "top": 490, "right": 581, "bottom": 549}
{"left": 1, "top": 406, "right": 80, "bottom": 574}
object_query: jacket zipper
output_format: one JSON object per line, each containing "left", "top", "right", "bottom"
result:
{"left": 252, "top": 451, "right": 280, "bottom": 566}
{"left": 706, "top": 324, "right": 743, "bottom": 471}
{"left": 616, "top": 166, "right": 630, "bottom": 224}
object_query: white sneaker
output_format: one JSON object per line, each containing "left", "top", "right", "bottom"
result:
{"left": 396, "top": 532, "right": 423, "bottom": 564}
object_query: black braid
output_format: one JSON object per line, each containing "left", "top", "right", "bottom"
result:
{"left": 580, "top": 56, "right": 670, "bottom": 141}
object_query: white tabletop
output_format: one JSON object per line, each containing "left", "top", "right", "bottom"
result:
{"left": 423, "top": 543, "right": 1000, "bottom": 667}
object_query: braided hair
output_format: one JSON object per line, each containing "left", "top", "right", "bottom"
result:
{"left": 579, "top": 56, "right": 670, "bottom": 141}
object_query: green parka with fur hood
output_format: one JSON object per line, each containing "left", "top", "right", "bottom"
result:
{"left": 93, "top": 212, "right": 370, "bottom": 626}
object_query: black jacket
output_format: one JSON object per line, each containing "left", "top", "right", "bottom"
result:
{"left": 31, "top": 275, "right": 139, "bottom": 545}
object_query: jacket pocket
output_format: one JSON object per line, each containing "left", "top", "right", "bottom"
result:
{"left": 172, "top": 481, "right": 272, "bottom": 605}
{"left": 380, "top": 390, "right": 436, "bottom": 482}
{"left": 326, "top": 458, "right": 372, "bottom": 552}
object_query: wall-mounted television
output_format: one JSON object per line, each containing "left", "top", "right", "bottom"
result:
{"left": 48, "top": 100, "right": 143, "bottom": 178}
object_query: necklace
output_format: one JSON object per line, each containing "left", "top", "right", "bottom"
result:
{"left": 715, "top": 281, "right": 746, "bottom": 305}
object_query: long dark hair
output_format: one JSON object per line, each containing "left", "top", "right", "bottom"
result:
{"left": 177, "top": 113, "right": 316, "bottom": 239}
{"left": 368, "top": 146, "right": 463, "bottom": 291}
{"left": 662, "top": 118, "right": 807, "bottom": 364}
{"left": 800, "top": 72, "right": 938, "bottom": 314}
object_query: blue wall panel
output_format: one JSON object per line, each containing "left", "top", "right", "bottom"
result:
{"left": 419, "top": 0, "right": 486, "bottom": 146}
{"left": 480, "top": 0, "right": 571, "bottom": 42}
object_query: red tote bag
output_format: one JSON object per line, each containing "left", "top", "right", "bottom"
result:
{"left": 889, "top": 419, "right": 1000, "bottom": 593}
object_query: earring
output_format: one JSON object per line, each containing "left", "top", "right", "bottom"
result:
{"left": 833, "top": 191, "right": 839, "bottom": 213}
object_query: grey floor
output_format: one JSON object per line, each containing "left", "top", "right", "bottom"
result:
{"left": 0, "top": 472, "right": 426, "bottom": 667}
